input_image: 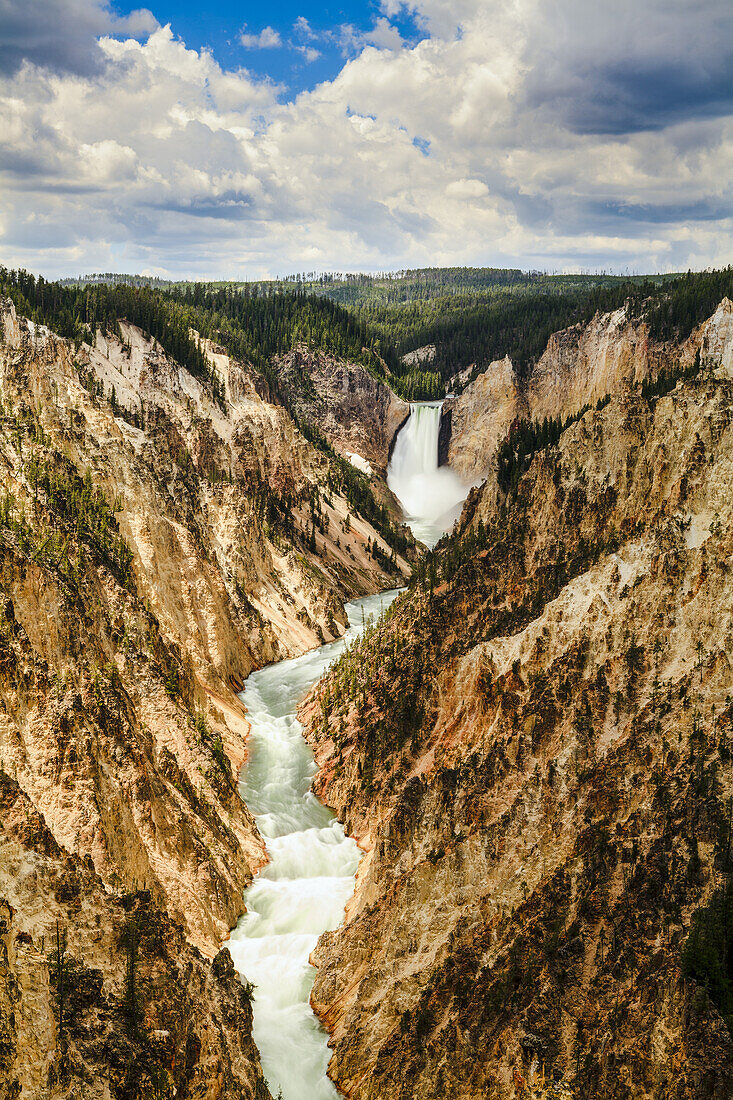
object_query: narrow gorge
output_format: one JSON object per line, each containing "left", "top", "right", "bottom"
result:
{"left": 1, "top": 270, "right": 732, "bottom": 1100}
{"left": 226, "top": 590, "right": 399, "bottom": 1100}
{"left": 220, "top": 398, "right": 469, "bottom": 1099}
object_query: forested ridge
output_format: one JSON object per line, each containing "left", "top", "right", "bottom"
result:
{"left": 341, "top": 268, "right": 733, "bottom": 391}
{"left": 4, "top": 265, "right": 732, "bottom": 403}
{"left": 0, "top": 268, "right": 396, "bottom": 389}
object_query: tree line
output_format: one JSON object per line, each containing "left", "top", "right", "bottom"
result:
{"left": 3, "top": 265, "right": 731, "bottom": 404}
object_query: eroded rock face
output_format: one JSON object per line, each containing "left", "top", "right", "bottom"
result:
{"left": 272, "top": 346, "right": 409, "bottom": 471}
{"left": 401, "top": 345, "right": 436, "bottom": 369}
{"left": 700, "top": 297, "right": 733, "bottom": 378}
{"left": 444, "top": 298, "right": 733, "bottom": 484}
{"left": 0, "top": 299, "right": 412, "bottom": 958}
{"left": 442, "top": 355, "right": 524, "bottom": 480}
{"left": 303, "top": 360, "right": 733, "bottom": 1098}
{"left": 0, "top": 773, "right": 272, "bottom": 1100}
{"left": 526, "top": 306, "right": 652, "bottom": 425}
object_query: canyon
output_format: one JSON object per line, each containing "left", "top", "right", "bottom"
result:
{"left": 0, "top": 296, "right": 411, "bottom": 1098}
{"left": 443, "top": 299, "right": 733, "bottom": 483}
{"left": 2, "top": 287, "right": 733, "bottom": 1100}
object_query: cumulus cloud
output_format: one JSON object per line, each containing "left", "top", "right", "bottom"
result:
{"left": 364, "top": 18, "right": 404, "bottom": 51}
{"left": 0, "top": 0, "right": 157, "bottom": 76}
{"left": 112, "top": 8, "right": 158, "bottom": 37}
{"left": 377, "top": 0, "right": 481, "bottom": 38}
{"left": 334, "top": 17, "right": 404, "bottom": 56}
{"left": 239, "top": 25, "right": 282, "bottom": 50}
{"left": 446, "top": 178, "right": 489, "bottom": 200}
{"left": 0, "top": 0, "right": 731, "bottom": 278}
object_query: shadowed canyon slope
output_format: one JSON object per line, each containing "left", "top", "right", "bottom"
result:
{"left": 271, "top": 346, "right": 410, "bottom": 472}
{"left": 0, "top": 297, "right": 412, "bottom": 1098}
{"left": 302, "top": 300, "right": 733, "bottom": 1099}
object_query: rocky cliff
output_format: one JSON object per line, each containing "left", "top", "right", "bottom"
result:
{"left": 303, "top": 329, "right": 733, "bottom": 1098}
{"left": 444, "top": 298, "right": 733, "bottom": 483}
{"left": 0, "top": 299, "right": 412, "bottom": 946}
{"left": 441, "top": 354, "right": 523, "bottom": 480}
{"left": 0, "top": 298, "right": 412, "bottom": 1096}
{"left": 0, "top": 771, "right": 272, "bottom": 1100}
{"left": 272, "top": 346, "right": 409, "bottom": 472}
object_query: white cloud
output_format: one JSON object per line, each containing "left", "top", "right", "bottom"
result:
{"left": 111, "top": 8, "right": 158, "bottom": 37}
{"left": 0, "top": 1, "right": 730, "bottom": 278}
{"left": 79, "top": 139, "right": 139, "bottom": 183}
{"left": 239, "top": 25, "right": 282, "bottom": 50}
{"left": 364, "top": 18, "right": 404, "bottom": 51}
{"left": 446, "top": 178, "right": 489, "bottom": 200}
{"left": 295, "top": 46, "right": 322, "bottom": 63}
{"left": 293, "top": 16, "right": 317, "bottom": 40}
{"left": 378, "top": 0, "right": 484, "bottom": 38}
{"left": 334, "top": 17, "right": 404, "bottom": 56}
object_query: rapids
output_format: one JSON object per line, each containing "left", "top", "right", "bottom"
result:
{"left": 226, "top": 590, "right": 400, "bottom": 1099}
{"left": 387, "top": 400, "right": 470, "bottom": 548}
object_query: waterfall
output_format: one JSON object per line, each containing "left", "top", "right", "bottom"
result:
{"left": 387, "top": 401, "right": 469, "bottom": 548}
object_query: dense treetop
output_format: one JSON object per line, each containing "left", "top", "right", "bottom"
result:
{"left": 3, "top": 265, "right": 731, "bottom": 401}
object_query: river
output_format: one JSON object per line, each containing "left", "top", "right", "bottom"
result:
{"left": 225, "top": 589, "right": 401, "bottom": 1100}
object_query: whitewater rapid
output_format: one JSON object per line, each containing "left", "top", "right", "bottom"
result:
{"left": 387, "top": 401, "right": 469, "bottom": 548}
{"left": 226, "top": 590, "right": 400, "bottom": 1100}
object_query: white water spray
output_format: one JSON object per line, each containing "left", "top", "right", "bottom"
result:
{"left": 387, "top": 401, "right": 469, "bottom": 548}
{"left": 226, "top": 590, "right": 400, "bottom": 1100}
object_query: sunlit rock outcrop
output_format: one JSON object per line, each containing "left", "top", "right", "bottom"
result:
{"left": 302, "top": 308, "right": 733, "bottom": 1098}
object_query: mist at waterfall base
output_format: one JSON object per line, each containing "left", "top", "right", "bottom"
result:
{"left": 387, "top": 402, "right": 470, "bottom": 548}
{"left": 226, "top": 591, "right": 400, "bottom": 1100}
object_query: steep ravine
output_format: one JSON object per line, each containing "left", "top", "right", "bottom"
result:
{"left": 6, "top": 292, "right": 732, "bottom": 1100}
{"left": 0, "top": 299, "right": 413, "bottom": 1098}
{"left": 302, "top": 304, "right": 733, "bottom": 1098}
{"left": 226, "top": 590, "right": 400, "bottom": 1100}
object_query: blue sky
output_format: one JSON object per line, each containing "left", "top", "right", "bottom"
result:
{"left": 112, "top": 0, "right": 426, "bottom": 95}
{"left": 0, "top": 0, "right": 731, "bottom": 279}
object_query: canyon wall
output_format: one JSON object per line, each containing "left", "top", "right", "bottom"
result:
{"left": 303, "top": 321, "right": 733, "bottom": 1098}
{"left": 0, "top": 771, "right": 272, "bottom": 1100}
{"left": 272, "top": 346, "right": 409, "bottom": 472}
{"left": 0, "top": 299, "right": 412, "bottom": 1098}
{"left": 444, "top": 298, "right": 733, "bottom": 483}
{"left": 0, "top": 300, "right": 412, "bottom": 948}
{"left": 441, "top": 354, "right": 523, "bottom": 480}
